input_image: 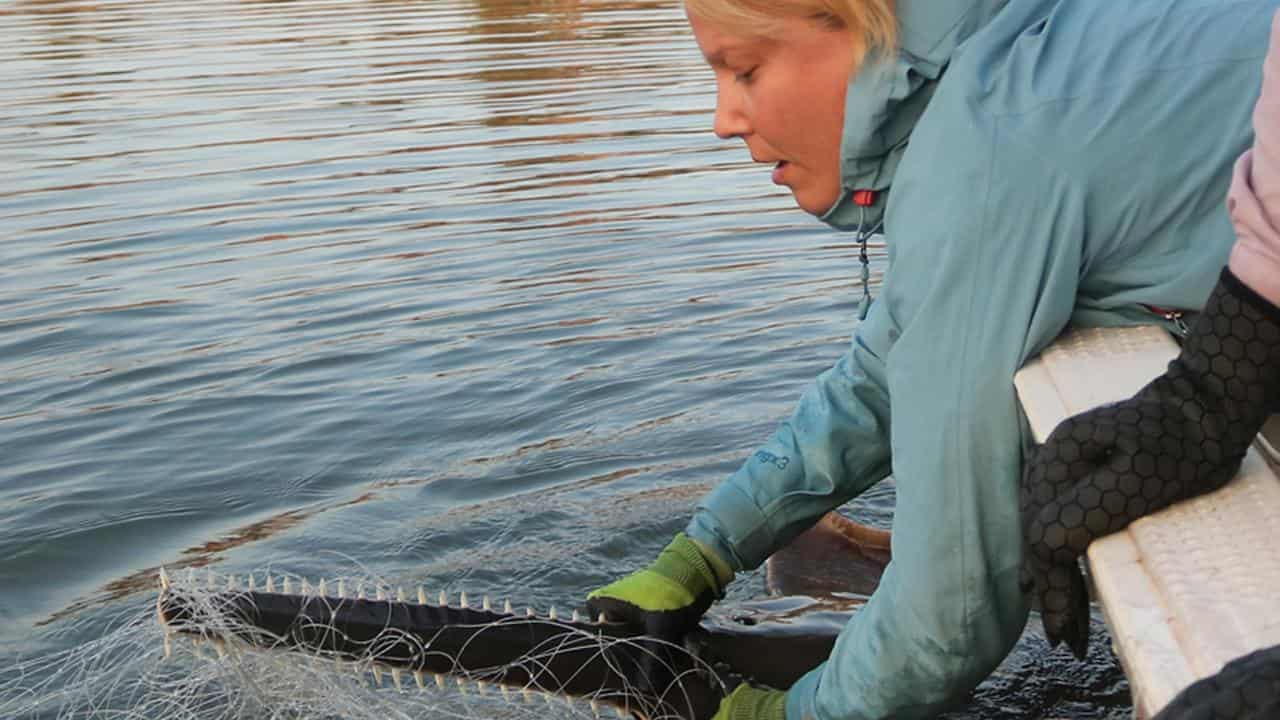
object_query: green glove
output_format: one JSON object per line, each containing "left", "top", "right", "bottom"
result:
{"left": 711, "top": 683, "right": 787, "bottom": 720}
{"left": 586, "top": 533, "right": 733, "bottom": 641}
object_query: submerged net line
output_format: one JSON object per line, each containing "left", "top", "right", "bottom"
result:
{"left": 0, "top": 568, "right": 726, "bottom": 720}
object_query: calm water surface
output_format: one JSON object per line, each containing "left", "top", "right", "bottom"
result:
{"left": 0, "top": 1, "right": 1124, "bottom": 717}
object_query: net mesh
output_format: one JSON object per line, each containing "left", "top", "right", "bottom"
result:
{"left": 0, "top": 568, "right": 727, "bottom": 720}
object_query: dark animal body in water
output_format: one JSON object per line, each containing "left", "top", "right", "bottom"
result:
{"left": 157, "top": 513, "right": 883, "bottom": 719}
{"left": 157, "top": 512, "right": 1130, "bottom": 719}
{"left": 159, "top": 582, "right": 730, "bottom": 718}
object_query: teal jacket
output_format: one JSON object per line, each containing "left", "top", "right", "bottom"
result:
{"left": 685, "top": 1, "right": 1279, "bottom": 718}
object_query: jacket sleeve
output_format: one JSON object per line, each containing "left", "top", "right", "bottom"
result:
{"left": 684, "top": 316, "right": 895, "bottom": 572}
{"left": 1228, "top": 11, "right": 1280, "bottom": 306}
{"left": 782, "top": 101, "right": 1087, "bottom": 719}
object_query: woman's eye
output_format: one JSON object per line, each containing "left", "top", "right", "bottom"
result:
{"left": 735, "top": 67, "right": 757, "bottom": 83}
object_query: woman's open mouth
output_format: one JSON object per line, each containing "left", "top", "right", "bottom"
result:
{"left": 772, "top": 161, "right": 789, "bottom": 185}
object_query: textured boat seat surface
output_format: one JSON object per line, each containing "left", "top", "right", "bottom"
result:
{"left": 1015, "top": 325, "right": 1280, "bottom": 718}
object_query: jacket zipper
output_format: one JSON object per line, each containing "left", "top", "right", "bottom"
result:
{"left": 1146, "top": 304, "right": 1190, "bottom": 337}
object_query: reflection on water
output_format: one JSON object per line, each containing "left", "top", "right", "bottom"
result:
{"left": 0, "top": 1, "right": 1122, "bottom": 718}
{"left": 1, "top": 0, "right": 860, "bottom": 655}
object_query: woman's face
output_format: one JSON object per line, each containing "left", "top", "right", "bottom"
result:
{"left": 687, "top": 11, "right": 856, "bottom": 215}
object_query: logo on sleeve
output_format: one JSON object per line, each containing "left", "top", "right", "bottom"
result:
{"left": 754, "top": 450, "right": 790, "bottom": 469}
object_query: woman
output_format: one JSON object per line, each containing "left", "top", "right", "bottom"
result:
{"left": 587, "top": 1, "right": 1279, "bottom": 718}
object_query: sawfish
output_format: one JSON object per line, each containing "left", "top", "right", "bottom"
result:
{"left": 155, "top": 512, "right": 1128, "bottom": 718}
{"left": 156, "top": 512, "right": 889, "bottom": 720}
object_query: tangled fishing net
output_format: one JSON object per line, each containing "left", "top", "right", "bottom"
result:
{"left": 0, "top": 568, "right": 722, "bottom": 720}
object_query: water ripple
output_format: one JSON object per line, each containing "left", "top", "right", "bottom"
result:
{"left": 0, "top": 0, "right": 987, "bottom": 714}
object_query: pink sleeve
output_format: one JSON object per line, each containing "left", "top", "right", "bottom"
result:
{"left": 1227, "top": 11, "right": 1280, "bottom": 306}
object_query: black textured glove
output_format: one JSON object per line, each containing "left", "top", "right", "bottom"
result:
{"left": 1022, "top": 268, "right": 1280, "bottom": 658}
{"left": 1152, "top": 643, "right": 1280, "bottom": 720}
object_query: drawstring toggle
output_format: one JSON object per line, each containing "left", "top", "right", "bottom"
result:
{"left": 852, "top": 190, "right": 880, "bottom": 321}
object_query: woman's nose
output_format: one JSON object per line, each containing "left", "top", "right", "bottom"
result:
{"left": 712, "top": 84, "right": 749, "bottom": 139}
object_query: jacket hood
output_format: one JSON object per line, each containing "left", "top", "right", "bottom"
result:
{"left": 820, "top": 0, "right": 1009, "bottom": 231}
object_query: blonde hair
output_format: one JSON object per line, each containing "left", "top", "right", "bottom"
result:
{"left": 685, "top": 0, "right": 897, "bottom": 62}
